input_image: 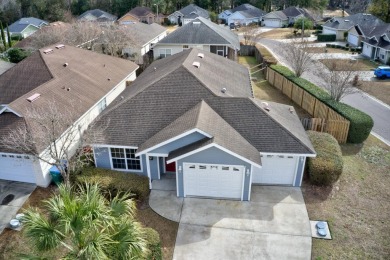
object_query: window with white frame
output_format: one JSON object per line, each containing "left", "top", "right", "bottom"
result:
{"left": 159, "top": 49, "right": 172, "bottom": 58}
{"left": 98, "top": 98, "right": 107, "bottom": 113}
{"left": 110, "top": 148, "right": 141, "bottom": 171}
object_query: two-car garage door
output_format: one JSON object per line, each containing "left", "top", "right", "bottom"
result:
{"left": 183, "top": 163, "right": 244, "bottom": 200}
{"left": 0, "top": 154, "right": 36, "bottom": 183}
{"left": 252, "top": 155, "right": 298, "bottom": 185}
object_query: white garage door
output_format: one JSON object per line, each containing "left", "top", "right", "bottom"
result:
{"left": 362, "top": 44, "right": 373, "bottom": 57}
{"left": 252, "top": 155, "right": 298, "bottom": 185}
{"left": 348, "top": 34, "right": 359, "bottom": 46}
{"left": 183, "top": 163, "right": 245, "bottom": 199}
{"left": 264, "top": 19, "right": 280, "bottom": 28}
{"left": 322, "top": 28, "right": 336, "bottom": 35}
{"left": 0, "top": 154, "right": 36, "bottom": 183}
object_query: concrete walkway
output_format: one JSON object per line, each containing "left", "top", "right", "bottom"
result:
{"left": 150, "top": 183, "right": 312, "bottom": 260}
{"left": 0, "top": 180, "right": 36, "bottom": 234}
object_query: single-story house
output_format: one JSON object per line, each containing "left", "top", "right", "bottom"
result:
{"left": 218, "top": 4, "right": 267, "bottom": 26}
{"left": 121, "top": 23, "right": 167, "bottom": 65}
{"left": 78, "top": 9, "right": 117, "bottom": 23}
{"left": 153, "top": 17, "right": 240, "bottom": 60}
{"left": 263, "top": 7, "right": 314, "bottom": 28}
{"left": 168, "top": 4, "right": 209, "bottom": 26}
{"left": 118, "top": 6, "right": 156, "bottom": 25}
{"left": 0, "top": 44, "right": 138, "bottom": 186}
{"left": 322, "top": 13, "right": 384, "bottom": 43}
{"left": 90, "top": 49, "right": 316, "bottom": 201}
{"left": 7, "top": 17, "right": 48, "bottom": 39}
{"left": 362, "top": 24, "right": 390, "bottom": 64}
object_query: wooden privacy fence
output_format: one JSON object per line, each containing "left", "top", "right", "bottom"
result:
{"left": 267, "top": 68, "right": 350, "bottom": 143}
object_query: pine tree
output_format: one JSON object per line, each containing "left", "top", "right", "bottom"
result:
{"left": 367, "top": 0, "right": 390, "bottom": 23}
{"left": 6, "top": 24, "right": 12, "bottom": 48}
{"left": 0, "top": 22, "right": 6, "bottom": 50}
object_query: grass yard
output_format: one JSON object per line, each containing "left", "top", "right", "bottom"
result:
{"left": 305, "top": 47, "right": 351, "bottom": 54}
{"left": 359, "top": 80, "right": 390, "bottom": 106}
{"left": 319, "top": 58, "right": 377, "bottom": 71}
{"left": 302, "top": 135, "right": 390, "bottom": 259}
{"left": 259, "top": 28, "right": 294, "bottom": 39}
{"left": 238, "top": 56, "right": 309, "bottom": 118}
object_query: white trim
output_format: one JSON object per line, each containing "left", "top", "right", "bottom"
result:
{"left": 157, "top": 156, "right": 161, "bottom": 179}
{"left": 108, "top": 147, "right": 143, "bottom": 173}
{"left": 146, "top": 153, "right": 152, "bottom": 188}
{"left": 248, "top": 166, "right": 253, "bottom": 201}
{"left": 167, "top": 143, "right": 262, "bottom": 168}
{"left": 298, "top": 156, "right": 306, "bottom": 186}
{"left": 93, "top": 144, "right": 138, "bottom": 149}
{"left": 159, "top": 48, "right": 172, "bottom": 58}
{"left": 147, "top": 153, "right": 169, "bottom": 157}
{"left": 176, "top": 163, "right": 179, "bottom": 197}
{"left": 135, "top": 128, "right": 211, "bottom": 156}
{"left": 19, "top": 24, "right": 40, "bottom": 34}
{"left": 292, "top": 155, "right": 300, "bottom": 186}
{"left": 0, "top": 105, "right": 22, "bottom": 117}
{"left": 241, "top": 168, "right": 246, "bottom": 201}
{"left": 260, "top": 152, "right": 316, "bottom": 157}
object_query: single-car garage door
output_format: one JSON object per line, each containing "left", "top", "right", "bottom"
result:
{"left": 252, "top": 155, "right": 298, "bottom": 185}
{"left": 183, "top": 163, "right": 245, "bottom": 200}
{"left": 264, "top": 19, "right": 281, "bottom": 27}
{"left": 0, "top": 154, "right": 36, "bottom": 183}
{"left": 348, "top": 33, "right": 359, "bottom": 46}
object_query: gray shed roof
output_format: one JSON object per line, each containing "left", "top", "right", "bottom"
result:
{"left": 157, "top": 17, "right": 240, "bottom": 50}
{"left": 92, "top": 49, "right": 315, "bottom": 155}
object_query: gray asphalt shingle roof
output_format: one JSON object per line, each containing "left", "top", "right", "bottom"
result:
{"left": 157, "top": 17, "right": 240, "bottom": 49}
{"left": 175, "top": 4, "right": 209, "bottom": 19}
{"left": 78, "top": 9, "right": 117, "bottom": 22}
{"left": 8, "top": 17, "right": 48, "bottom": 33}
{"left": 121, "top": 23, "right": 166, "bottom": 47}
{"left": 323, "top": 13, "right": 384, "bottom": 33}
{"left": 92, "top": 49, "right": 315, "bottom": 156}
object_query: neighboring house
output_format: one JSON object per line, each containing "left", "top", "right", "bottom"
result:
{"left": 218, "top": 4, "right": 267, "bottom": 26}
{"left": 121, "top": 23, "right": 167, "bottom": 65}
{"left": 361, "top": 24, "right": 390, "bottom": 64}
{"left": 153, "top": 17, "right": 240, "bottom": 60}
{"left": 168, "top": 4, "right": 209, "bottom": 25}
{"left": 78, "top": 9, "right": 117, "bottom": 23}
{"left": 322, "top": 13, "right": 384, "bottom": 42}
{"left": 7, "top": 17, "right": 48, "bottom": 39}
{"left": 263, "top": 7, "right": 313, "bottom": 28}
{"left": 118, "top": 6, "right": 156, "bottom": 25}
{"left": 0, "top": 44, "right": 138, "bottom": 186}
{"left": 90, "top": 49, "right": 316, "bottom": 201}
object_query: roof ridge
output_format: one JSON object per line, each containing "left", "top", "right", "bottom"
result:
{"left": 249, "top": 98, "right": 315, "bottom": 154}
{"left": 195, "top": 17, "right": 235, "bottom": 47}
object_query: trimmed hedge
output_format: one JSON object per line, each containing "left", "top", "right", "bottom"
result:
{"left": 75, "top": 167, "right": 150, "bottom": 200}
{"left": 307, "top": 131, "right": 343, "bottom": 186}
{"left": 143, "top": 227, "right": 162, "bottom": 260}
{"left": 270, "top": 65, "right": 374, "bottom": 143}
{"left": 317, "top": 34, "right": 336, "bottom": 42}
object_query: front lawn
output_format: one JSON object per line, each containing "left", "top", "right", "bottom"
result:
{"left": 359, "top": 80, "right": 390, "bottom": 106}
{"left": 319, "top": 58, "right": 377, "bottom": 71}
{"left": 305, "top": 47, "right": 351, "bottom": 54}
{"left": 303, "top": 135, "right": 390, "bottom": 259}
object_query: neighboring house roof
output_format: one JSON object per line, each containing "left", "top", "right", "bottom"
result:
{"left": 78, "top": 9, "right": 117, "bottom": 22}
{"left": 156, "top": 17, "right": 240, "bottom": 50}
{"left": 362, "top": 24, "right": 390, "bottom": 50}
{"left": 282, "top": 6, "right": 305, "bottom": 17}
{"left": 127, "top": 6, "right": 154, "bottom": 18}
{"left": 264, "top": 10, "right": 288, "bottom": 20}
{"left": 231, "top": 4, "right": 259, "bottom": 13}
{"left": 92, "top": 49, "right": 315, "bottom": 156}
{"left": 121, "top": 23, "right": 167, "bottom": 47}
{"left": 0, "top": 44, "right": 138, "bottom": 153}
{"left": 7, "top": 17, "right": 48, "bottom": 34}
{"left": 221, "top": 4, "right": 266, "bottom": 19}
{"left": 173, "top": 4, "right": 209, "bottom": 19}
{"left": 323, "top": 13, "right": 384, "bottom": 33}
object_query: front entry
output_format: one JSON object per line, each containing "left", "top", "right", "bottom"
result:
{"left": 166, "top": 161, "right": 176, "bottom": 172}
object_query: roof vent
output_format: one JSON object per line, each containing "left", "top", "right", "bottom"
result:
{"left": 344, "top": 19, "right": 349, "bottom": 22}
{"left": 27, "top": 93, "right": 41, "bottom": 102}
{"left": 43, "top": 49, "right": 54, "bottom": 54}
{"left": 262, "top": 101, "right": 270, "bottom": 111}
{"left": 221, "top": 87, "right": 227, "bottom": 93}
{"left": 289, "top": 107, "right": 294, "bottom": 114}
{"left": 55, "top": 44, "right": 65, "bottom": 49}
{"left": 67, "top": 88, "right": 71, "bottom": 91}
{"left": 63, "top": 63, "right": 68, "bottom": 67}
{"left": 193, "top": 21, "right": 201, "bottom": 25}
{"left": 197, "top": 53, "right": 204, "bottom": 58}
{"left": 192, "top": 62, "right": 200, "bottom": 68}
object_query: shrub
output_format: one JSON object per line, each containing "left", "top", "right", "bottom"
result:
{"left": 7, "top": 48, "right": 30, "bottom": 63}
{"left": 75, "top": 167, "right": 150, "bottom": 200}
{"left": 143, "top": 227, "right": 162, "bottom": 260}
{"left": 317, "top": 34, "right": 336, "bottom": 42}
{"left": 307, "top": 131, "right": 343, "bottom": 186}
{"left": 256, "top": 44, "right": 278, "bottom": 65}
{"left": 269, "top": 65, "right": 374, "bottom": 143}
{"left": 325, "top": 44, "right": 330, "bottom": 47}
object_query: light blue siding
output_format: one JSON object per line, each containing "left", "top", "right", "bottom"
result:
{"left": 294, "top": 156, "right": 306, "bottom": 187}
{"left": 176, "top": 146, "right": 252, "bottom": 201}
{"left": 149, "top": 132, "right": 206, "bottom": 154}
{"left": 149, "top": 156, "right": 159, "bottom": 180}
{"left": 94, "top": 147, "right": 111, "bottom": 169}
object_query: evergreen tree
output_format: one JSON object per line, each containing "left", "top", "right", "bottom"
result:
{"left": 367, "top": 0, "right": 390, "bottom": 23}
{"left": 6, "top": 24, "right": 12, "bottom": 48}
{"left": 0, "top": 22, "right": 6, "bottom": 50}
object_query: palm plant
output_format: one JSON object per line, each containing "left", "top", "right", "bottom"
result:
{"left": 21, "top": 183, "right": 147, "bottom": 259}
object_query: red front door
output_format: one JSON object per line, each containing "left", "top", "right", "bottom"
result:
{"left": 166, "top": 161, "right": 176, "bottom": 172}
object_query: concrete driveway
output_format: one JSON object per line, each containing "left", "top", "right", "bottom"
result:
{"left": 150, "top": 184, "right": 312, "bottom": 260}
{"left": 0, "top": 180, "right": 36, "bottom": 234}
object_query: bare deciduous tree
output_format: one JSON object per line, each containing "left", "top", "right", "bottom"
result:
{"left": 242, "top": 25, "right": 262, "bottom": 46}
{"left": 282, "top": 38, "right": 316, "bottom": 77}
{"left": 0, "top": 102, "right": 104, "bottom": 184}
{"left": 317, "top": 59, "right": 359, "bottom": 101}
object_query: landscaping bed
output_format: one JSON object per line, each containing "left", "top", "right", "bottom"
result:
{"left": 259, "top": 28, "right": 314, "bottom": 39}
{"left": 302, "top": 135, "right": 390, "bottom": 259}
{"left": 359, "top": 80, "right": 390, "bottom": 106}
{"left": 319, "top": 58, "right": 377, "bottom": 71}
{"left": 304, "top": 47, "right": 350, "bottom": 54}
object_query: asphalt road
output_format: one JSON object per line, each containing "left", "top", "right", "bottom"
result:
{"left": 258, "top": 38, "right": 390, "bottom": 145}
